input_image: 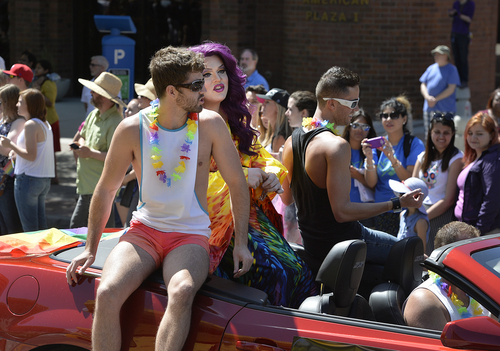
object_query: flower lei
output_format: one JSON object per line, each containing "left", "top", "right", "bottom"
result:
{"left": 302, "top": 117, "right": 340, "bottom": 136}
{"left": 428, "top": 271, "right": 483, "bottom": 318}
{"left": 148, "top": 99, "right": 198, "bottom": 186}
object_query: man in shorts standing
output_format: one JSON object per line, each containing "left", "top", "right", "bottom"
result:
{"left": 66, "top": 46, "right": 253, "bottom": 351}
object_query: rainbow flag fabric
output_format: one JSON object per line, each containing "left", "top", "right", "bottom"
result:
{"left": 2, "top": 159, "right": 14, "bottom": 177}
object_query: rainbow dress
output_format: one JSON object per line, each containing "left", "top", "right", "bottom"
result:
{"left": 207, "top": 126, "right": 317, "bottom": 308}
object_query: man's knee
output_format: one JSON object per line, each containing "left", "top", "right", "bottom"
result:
{"left": 168, "top": 275, "right": 200, "bottom": 306}
{"left": 95, "top": 282, "right": 126, "bottom": 310}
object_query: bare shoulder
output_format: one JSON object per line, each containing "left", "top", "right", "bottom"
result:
{"left": 311, "top": 132, "right": 349, "bottom": 158}
{"left": 404, "top": 287, "right": 449, "bottom": 329}
{"left": 110, "top": 114, "right": 140, "bottom": 148}
{"left": 198, "top": 109, "right": 226, "bottom": 130}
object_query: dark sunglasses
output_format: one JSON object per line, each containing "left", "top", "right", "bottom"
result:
{"left": 432, "top": 112, "right": 454, "bottom": 122}
{"left": 89, "top": 63, "right": 102, "bottom": 67}
{"left": 350, "top": 122, "right": 371, "bottom": 131}
{"left": 175, "top": 79, "right": 205, "bottom": 92}
{"left": 380, "top": 112, "right": 400, "bottom": 120}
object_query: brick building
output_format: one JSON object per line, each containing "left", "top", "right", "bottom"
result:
{"left": 4, "top": 0, "right": 499, "bottom": 118}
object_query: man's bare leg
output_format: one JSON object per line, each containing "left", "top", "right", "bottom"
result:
{"left": 155, "top": 244, "right": 209, "bottom": 350}
{"left": 92, "top": 241, "right": 157, "bottom": 351}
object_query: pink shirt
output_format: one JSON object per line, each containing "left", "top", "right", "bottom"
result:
{"left": 454, "top": 161, "right": 475, "bottom": 221}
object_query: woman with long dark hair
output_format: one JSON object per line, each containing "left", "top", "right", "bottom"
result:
{"left": 455, "top": 113, "right": 500, "bottom": 235}
{"left": 0, "top": 84, "right": 24, "bottom": 234}
{"left": 191, "top": 42, "right": 316, "bottom": 308}
{"left": 0, "top": 89, "right": 54, "bottom": 231}
{"left": 412, "top": 112, "right": 463, "bottom": 254}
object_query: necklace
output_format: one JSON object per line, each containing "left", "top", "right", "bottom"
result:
{"left": 148, "top": 99, "right": 198, "bottom": 186}
{"left": 428, "top": 271, "right": 483, "bottom": 318}
{"left": 302, "top": 117, "right": 340, "bottom": 135}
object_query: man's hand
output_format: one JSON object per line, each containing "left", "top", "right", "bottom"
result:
{"left": 260, "top": 172, "right": 283, "bottom": 196}
{"left": 400, "top": 188, "right": 424, "bottom": 209}
{"left": 66, "top": 250, "right": 96, "bottom": 284}
{"left": 232, "top": 242, "right": 253, "bottom": 278}
{"left": 73, "top": 145, "right": 93, "bottom": 159}
{"left": 427, "top": 96, "right": 437, "bottom": 108}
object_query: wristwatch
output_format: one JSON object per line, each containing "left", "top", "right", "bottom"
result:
{"left": 391, "top": 197, "right": 402, "bottom": 213}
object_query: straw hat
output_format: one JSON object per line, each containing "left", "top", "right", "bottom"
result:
{"left": 78, "top": 72, "right": 127, "bottom": 109}
{"left": 134, "top": 78, "right": 156, "bottom": 101}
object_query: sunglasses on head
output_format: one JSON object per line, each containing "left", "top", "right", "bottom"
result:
{"left": 350, "top": 122, "right": 371, "bottom": 131}
{"left": 174, "top": 79, "right": 205, "bottom": 92}
{"left": 323, "top": 97, "right": 359, "bottom": 109}
{"left": 380, "top": 112, "right": 400, "bottom": 120}
{"left": 432, "top": 112, "right": 454, "bottom": 122}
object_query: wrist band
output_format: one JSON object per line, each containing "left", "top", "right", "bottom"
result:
{"left": 391, "top": 197, "right": 402, "bottom": 213}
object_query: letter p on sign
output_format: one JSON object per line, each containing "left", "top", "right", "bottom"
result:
{"left": 114, "top": 49, "right": 125, "bottom": 64}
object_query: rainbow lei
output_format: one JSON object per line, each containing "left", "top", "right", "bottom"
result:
{"left": 428, "top": 271, "right": 483, "bottom": 318}
{"left": 148, "top": 99, "right": 198, "bottom": 186}
{"left": 302, "top": 117, "right": 340, "bottom": 135}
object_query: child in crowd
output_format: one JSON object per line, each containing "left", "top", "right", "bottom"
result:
{"left": 389, "top": 177, "right": 430, "bottom": 248}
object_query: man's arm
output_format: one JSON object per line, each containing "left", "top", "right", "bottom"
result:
{"left": 404, "top": 288, "right": 450, "bottom": 330}
{"left": 435, "top": 84, "right": 457, "bottom": 102}
{"left": 66, "top": 118, "right": 136, "bottom": 284}
{"left": 209, "top": 116, "right": 253, "bottom": 278}
{"left": 326, "top": 137, "right": 423, "bottom": 222}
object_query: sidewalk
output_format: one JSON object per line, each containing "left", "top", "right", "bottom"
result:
{"left": 45, "top": 99, "right": 426, "bottom": 229}
{"left": 46, "top": 97, "right": 85, "bottom": 228}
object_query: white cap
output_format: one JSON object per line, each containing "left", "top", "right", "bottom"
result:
{"left": 389, "top": 177, "right": 428, "bottom": 214}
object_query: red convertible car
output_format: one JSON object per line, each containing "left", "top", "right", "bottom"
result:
{"left": 0, "top": 229, "right": 499, "bottom": 351}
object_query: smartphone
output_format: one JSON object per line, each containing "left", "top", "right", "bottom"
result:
{"left": 366, "top": 136, "right": 385, "bottom": 149}
{"left": 69, "top": 143, "right": 80, "bottom": 150}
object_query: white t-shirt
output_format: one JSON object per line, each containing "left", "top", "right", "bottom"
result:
{"left": 417, "top": 150, "right": 463, "bottom": 205}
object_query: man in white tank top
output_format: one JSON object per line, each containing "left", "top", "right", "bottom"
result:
{"left": 66, "top": 47, "right": 252, "bottom": 351}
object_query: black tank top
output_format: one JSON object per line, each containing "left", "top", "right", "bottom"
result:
{"left": 291, "top": 127, "right": 362, "bottom": 261}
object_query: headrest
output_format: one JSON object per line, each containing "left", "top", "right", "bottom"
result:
{"left": 316, "top": 240, "right": 367, "bottom": 308}
{"left": 382, "top": 236, "right": 424, "bottom": 296}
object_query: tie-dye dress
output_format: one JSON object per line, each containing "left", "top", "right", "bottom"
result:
{"left": 207, "top": 126, "right": 317, "bottom": 308}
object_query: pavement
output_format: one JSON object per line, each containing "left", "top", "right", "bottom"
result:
{"left": 45, "top": 98, "right": 425, "bottom": 229}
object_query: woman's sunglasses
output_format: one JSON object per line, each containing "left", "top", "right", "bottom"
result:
{"left": 350, "top": 122, "right": 371, "bottom": 131}
{"left": 174, "top": 79, "right": 205, "bottom": 92}
{"left": 380, "top": 112, "right": 400, "bottom": 120}
{"left": 432, "top": 112, "right": 454, "bottom": 122}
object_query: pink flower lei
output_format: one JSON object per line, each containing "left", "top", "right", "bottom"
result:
{"left": 148, "top": 99, "right": 198, "bottom": 186}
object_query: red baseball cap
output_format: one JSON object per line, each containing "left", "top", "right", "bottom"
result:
{"left": 3, "top": 64, "right": 34, "bottom": 83}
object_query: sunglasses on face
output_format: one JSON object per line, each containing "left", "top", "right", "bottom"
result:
{"left": 7, "top": 74, "right": 16, "bottom": 79}
{"left": 89, "top": 63, "right": 102, "bottom": 67}
{"left": 323, "top": 97, "right": 359, "bottom": 109}
{"left": 380, "top": 112, "right": 400, "bottom": 120}
{"left": 175, "top": 79, "right": 205, "bottom": 92}
{"left": 350, "top": 122, "right": 371, "bottom": 131}
{"left": 432, "top": 112, "right": 454, "bottom": 122}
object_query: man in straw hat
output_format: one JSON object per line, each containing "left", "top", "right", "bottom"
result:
{"left": 66, "top": 46, "right": 252, "bottom": 350}
{"left": 69, "top": 71, "right": 126, "bottom": 229}
{"left": 134, "top": 77, "right": 157, "bottom": 110}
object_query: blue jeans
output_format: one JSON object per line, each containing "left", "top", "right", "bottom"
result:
{"left": 359, "top": 224, "right": 398, "bottom": 265}
{"left": 0, "top": 175, "right": 23, "bottom": 234}
{"left": 14, "top": 173, "right": 51, "bottom": 232}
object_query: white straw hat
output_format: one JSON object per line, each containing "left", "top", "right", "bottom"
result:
{"left": 78, "top": 72, "right": 127, "bottom": 109}
{"left": 134, "top": 78, "right": 156, "bottom": 101}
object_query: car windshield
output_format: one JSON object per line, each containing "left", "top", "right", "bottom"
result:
{"left": 472, "top": 246, "right": 500, "bottom": 279}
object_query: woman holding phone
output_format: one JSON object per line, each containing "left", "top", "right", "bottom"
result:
{"left": 363, "top": 96, "right": 425, "bottom": 235}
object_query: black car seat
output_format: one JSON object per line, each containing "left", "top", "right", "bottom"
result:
{"left": 368, "top": 236, "right": 425, "bottom": 325}
{"left": 298, "top": 240, "right": 374, "bottom": 320}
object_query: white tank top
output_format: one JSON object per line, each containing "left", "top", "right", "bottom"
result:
{"left": 132, "top": 106, "right": 211, "bottom": 236}
{"left": 14, "top": 118, "right": 55, "bottom": 178}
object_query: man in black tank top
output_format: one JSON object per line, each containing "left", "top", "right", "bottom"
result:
{"left": 282, "top": 66, "right": 424, "bottom": 266}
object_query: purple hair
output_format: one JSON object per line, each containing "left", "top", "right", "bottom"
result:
{"left": 190, "top": 41, "right": 257, "bottom": 156}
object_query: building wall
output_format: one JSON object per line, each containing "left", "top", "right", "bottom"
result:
{"left": 203, "top": 0, "right": 498, "bottom": 118}
{"left": 8, "top": 0, "right": 73, "bottom": 82}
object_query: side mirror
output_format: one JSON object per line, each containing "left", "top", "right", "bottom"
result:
{"left": 441, "top": 316, "right": 500, "bottom": 350}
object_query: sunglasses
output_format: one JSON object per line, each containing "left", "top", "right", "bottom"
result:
{"left": 89, "top": 63, "right": 102, "bottom": 67}
{"left": 7, "top": 74, "right": 16, "bottom": 79}
{"left": 174, "top": 79, "right": 205, "bottom": 92}
{"left": 380, "top": 112, "right": 401, "bottom": 120}
{"left": 350, "top": 122, "right": 371, "bottom": 131}
{"left": 432, "top": 112, "right": 454, "bottom": 122}
{"left": 323, "top": 97, "right": 359, "bottom": 109}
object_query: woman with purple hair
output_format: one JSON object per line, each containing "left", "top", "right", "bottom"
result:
{"left": 191, "top": 42, "right": 316, "bottom": 308}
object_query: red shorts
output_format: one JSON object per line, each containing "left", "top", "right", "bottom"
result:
{"left": 119, "top": 220, "right": 209, "bottom": 268}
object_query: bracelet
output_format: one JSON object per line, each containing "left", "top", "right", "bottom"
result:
{"left": 366, "top": 167, "right": 375, "bottom": 171}
{"left": 392, "top": 161, "right": 402, "bottom": 169}
{"left": 365, "top": 164, "right": 375, "bottom": 170}
{"left": 391, "top": 197, "right": 402, "bottom": 213}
